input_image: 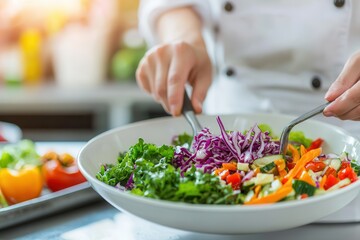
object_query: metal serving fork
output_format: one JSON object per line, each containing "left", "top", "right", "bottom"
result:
{"left": 279, "top": 102, "right": 331, "bottom": 155}
{"left": 182, "top": 90, "right": 203, "bottom": 141}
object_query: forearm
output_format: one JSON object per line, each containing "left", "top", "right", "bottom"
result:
{"left": 156, "top": 7, "right": 206, "bottom": 48}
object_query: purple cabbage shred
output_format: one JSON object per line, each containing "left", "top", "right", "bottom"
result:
{"left": 173, "top": 116, "right": 280, "bottom": 173}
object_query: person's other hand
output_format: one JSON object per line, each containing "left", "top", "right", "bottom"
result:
{"left": 136, "top": 41, "right": 212, "bottom": 116}
{"left": 324, "top": 51, "right": 360, "bottom": 120}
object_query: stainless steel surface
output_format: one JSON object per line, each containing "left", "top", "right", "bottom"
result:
{"left": 181, "top": 91, "right": 203, "bottom": 138}
{"left": 279, "top": 102, "right": 331, "bottom": 155}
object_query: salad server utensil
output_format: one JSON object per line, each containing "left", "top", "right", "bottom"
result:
{"left": 279, "top": 102, "right": 331, "bottom": 155}
{"left": 182, "top": 90, "right": 203, "bottom": 142}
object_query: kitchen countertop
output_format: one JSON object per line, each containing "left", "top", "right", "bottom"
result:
{"left": 0, "top": 199, "right": 359, "bottom": 240}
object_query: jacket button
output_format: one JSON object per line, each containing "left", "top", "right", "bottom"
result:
{"left": 334, "top": 0, "right": 345, "bottom": 8}
{"left": 311, "top": 76, "right": 321, "bottom": 89}
{"left": 224, "top": 2, "right": 234, "bottom": 12}
{"left": 225, "top": 67, "right": 235, "bottom": 77}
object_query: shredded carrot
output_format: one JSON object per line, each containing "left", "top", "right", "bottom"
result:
{"left": 299, "top": 170, "right": 316, "bottom": 186}
{"left": 319, "top": 175, "right": 327, "bottom": 189}
{"left": 288, "top": 144, "right": 300, "bottom": 162}
{"left": 254, "top": 185, "right": 262, "bottom": 198}
{"left": 300, "top": 145, "right": 307, "bottom": 157}
{"left": 275, "top": 159, "right": 287, "bottom": 178}
{"left": 245, "top": 187, "right": 293, "bottom": 205}
{"left": 214, "top": 168, "right": 225, "bottom": 176}
{"left": 284, "top": 148, "right": 322, "bottom": 181}
{"left": 222, "top": 162, "right": 237, "bottom": 171}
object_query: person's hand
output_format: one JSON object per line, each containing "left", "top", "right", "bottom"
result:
{"left": 136, "top": 41, "right": 212, "bottom": 116}
{"left": 324, "top": 51, "right": 360, "bottom": 120}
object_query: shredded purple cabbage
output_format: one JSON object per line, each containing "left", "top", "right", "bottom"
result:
{"left": 173, "top": 116, "right": 280, "bottom": 173}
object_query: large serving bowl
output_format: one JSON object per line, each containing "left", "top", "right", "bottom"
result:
{"left": 78, "top": 113, "right": 360, "bottom": 234}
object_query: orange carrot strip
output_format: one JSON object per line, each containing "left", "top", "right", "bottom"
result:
{"left": 245, "top": 187, "right": 293, "bottom": 205}
{"left": 222, "top": 162, "right": 237, "bottom": 171}
{"left": 319, "top": 175, "right": 327, "bottom": 189}
{"left": 300, "top": 145, "right": 307, "bottom": 157}
{"left": 254, "top": 185, "right": 262, "bottom": 198}
{"left": 254, "top": 168, "right": 261, "bottom": 175}
{"left": 284, "top": 148, "right": 322, "bottom": 181}
{"left": 288, "top": 144, "right": 300, "bottom": 163}
{"left": 299, "top": 170, "right": 316, "bottom": 186}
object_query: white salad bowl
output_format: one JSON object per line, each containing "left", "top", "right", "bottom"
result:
{"left": 78, "top": 113, "right": 360, "bottom": 234}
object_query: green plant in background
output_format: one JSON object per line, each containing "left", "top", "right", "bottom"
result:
{"left": 111, "top": 46, "right": 146, "bottom": 81}
{"left": 111, "top": 28, "right": 147, "bottom": 81}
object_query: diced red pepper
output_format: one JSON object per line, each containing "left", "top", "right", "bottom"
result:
{"left": 307, "top": 138, "right": 324, "bottom": 151}
{"left": 324, "top": 174, "right": 339, "bottom": 190}
{"left": 339, "top": 162, "right": 351, "bottom": 171}
{"left": 338, "top": 166, "right": 358, "bottom": 182}
{"left": 226, "top": 172, "right": 241, "bottom": 190}
{"left": 287, "top": 162, "right": 296, "bottom": 170}
{"left": 324, "top": 167, "right": 337, "bottom": 178}
{"left": 305, "top": 161, "right": 326, "bottom": 172}
{"left": 300, "top": 194, "right": 308, "bottom": 199}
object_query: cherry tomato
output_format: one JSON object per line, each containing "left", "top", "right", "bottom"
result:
{"left": 0, "top": 166, "right": 43, "bottom": 204}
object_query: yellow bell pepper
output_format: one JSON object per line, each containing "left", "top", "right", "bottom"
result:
{"left": 0, "top": 165, "right": 43, "bottom": 204}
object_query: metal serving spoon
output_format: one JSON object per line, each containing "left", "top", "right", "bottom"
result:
{"left": 279, "top": 102, "right": 331, "bottom": 155}
{"left": 182, "top": 90, "right": 203, "bottom": 142}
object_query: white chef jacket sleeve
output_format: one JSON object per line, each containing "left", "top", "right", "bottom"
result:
{"left": 138, "top": 0, "right": 212, "bottom": 46}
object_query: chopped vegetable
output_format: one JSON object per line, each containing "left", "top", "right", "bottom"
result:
{"left": 42, "top": 152, "right": 87, "bottom": 192}
{"left": 0, "top": 165, "right": 42, "bottom": 204}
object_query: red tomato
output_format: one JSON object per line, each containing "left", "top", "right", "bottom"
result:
{"left": 42, "top": 159, "right": 86, "bottom": 192}
{"left": 305, "top": 161, "right": 326, "bottom": 172}
{"left": 324, "top": 174, "right": 339, "bottom": 190}
{"left": 324, "top": 167, "right": 337, "bottom": 177}
{"left": 338, "top": 167, "right": 358, "bottom": 182}
{"left": 307, "top": 138, "right": 324, "bottom": 151}
{"left": 226, "top": 172, "right": 241, "bottom": 190}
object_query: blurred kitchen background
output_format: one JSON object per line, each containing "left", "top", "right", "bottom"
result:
{"left": 0, "top": 0, "right": 167, "bottom": 141}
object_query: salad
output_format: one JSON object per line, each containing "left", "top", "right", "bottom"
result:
{"left": 96, "top": 116, "right": 360, "bottom": 205}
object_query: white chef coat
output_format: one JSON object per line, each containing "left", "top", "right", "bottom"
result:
{"left": 138, "top": 0, "right": 360, "bottom": 222}
{"left": 138, "top": 0, "right": 360, "bottom": 138}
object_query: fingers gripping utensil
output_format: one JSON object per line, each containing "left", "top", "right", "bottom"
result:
{"left": 279, "top": 102, "right": 331, "bottom": 156}
{"left": 182, "top": 90, "right": 203, "bottom": 142}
